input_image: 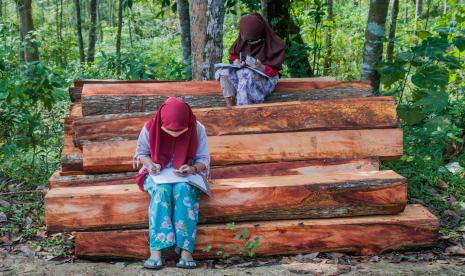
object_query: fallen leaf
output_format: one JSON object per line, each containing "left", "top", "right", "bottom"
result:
{"left": 0, "top": 199, "right": 10, "bottom": 208}
{"left": 0, "top": 212, "right": 7, "bottom": 223}
{"left": 436, "top": 179, "right": 448, "bottom": 190}
{"left": 281, "top": 256, "right": 293, "bottom": 264}
{"left": 445, "top": 246, "right": 465, "bottom": 256}
{"left": 303, "top": 252, "right": 319, "bottom": 262}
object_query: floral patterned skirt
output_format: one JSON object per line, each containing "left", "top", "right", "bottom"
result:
{"left": 143, "top": 176, "right": 200, "bottom": 254}
{"left": 217, "top": 68, "right": 279, "bottom": 105}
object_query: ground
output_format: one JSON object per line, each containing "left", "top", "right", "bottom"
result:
{"left": 1, "top": 247, "right": 465, "bottom": 275}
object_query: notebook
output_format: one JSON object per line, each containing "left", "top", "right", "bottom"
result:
{"left": 150, "top": 168, "right": 212, "bottom": 197}
{"left": 214, "top": 63, "right": 271, "bottom": 79}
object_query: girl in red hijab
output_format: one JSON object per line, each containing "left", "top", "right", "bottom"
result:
{"left": 133, "top": 97, "right": 210, "bottom": 269}
{"left": 216, "top": 12, "right": 285, "bottom": 107}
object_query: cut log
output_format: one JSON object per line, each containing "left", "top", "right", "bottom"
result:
{"left": 81, "top": 80, "right": 371, "bottom": 115}
{"left": 61, "top": 134, "right": 83, "bottom": 172}
{"left": 64, "top": 102, "right": 82, "bottom": 133}
{"left": 74, "top": 204, "right": 438, "bottom": 258}
{"left": 82, "top": 128, "right": 402, "bottom": 173}
{"left": 45, "top": 170, "right": 406, "bottom": 232}
{"left": 49, "top": 158, "right": 379, "bottom": 188}
{"left": 70, "top": 80, "right": 177, "bottom": 102}
{"left": 74, "top": 97, "right": 397, "bottom": 146}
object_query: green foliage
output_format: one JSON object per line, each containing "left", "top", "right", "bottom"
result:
{"left": 203, "top": 222, "right": 261, "bottom": 258}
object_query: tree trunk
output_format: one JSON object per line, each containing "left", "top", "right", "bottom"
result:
{"left": 97, "top": 0, "right": 103, "bottom": 41}
{"left": 415, "top": 0, "right": 422, "bottom": 24}
{"left": 203, "top": 0, "right": 225, "bottom": 80}
{"left": 87, "top": 0, "right": 97, "bottom": 64}
{"left": 443, "top": 0, "right": 447, "bottom": 14}
{"left": 386, "top": 0, "right": 399, "bottom": 62}
{"left": 0, "top": 0, "right": 3, "bottom": 18}
{"left": 361, "top": 0, "right": 390, "bottom": 94}
{"left": 263, "top": 0, "right": 314, "bottom": 77}
{"left": 17, "top": 0, "right": 39, "bottom": 62}
{"left": 74, "top": 0, "right": 86, "bottom": 64}
{"left": 189, "top": 0, "right": 208, "bottom": 80}
{"left": 323, "top": 0, "right": 334, "bottom": 75}
{"left": 59, "top": 0, "right": 63, "bottom": 40}
{"left": 128, "top": 10, "right": 133, "bottom": 47}
{"left": 116, "top": 0, "right": 123, "bottom": 73}
{"left": 176, "top": 0, "right": 191, "bottom": 64}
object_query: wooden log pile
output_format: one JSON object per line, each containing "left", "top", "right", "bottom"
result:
{"left": 47, "top": 79, "right": 438, "bottom": 260}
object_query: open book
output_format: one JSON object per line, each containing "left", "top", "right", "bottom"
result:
{"left": 150, "top": 168, "right": 212, "bottom": 197}
{"left": 214, "top": 63, "right": 271, "bottom": 79}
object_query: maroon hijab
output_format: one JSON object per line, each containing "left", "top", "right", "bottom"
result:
{"left": 135, "top": 97, "right": 198, "bottom": 190}
{"left": 229, "top": 13, "right": 285, "bottom": 70}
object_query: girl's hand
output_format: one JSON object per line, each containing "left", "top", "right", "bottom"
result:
{"left": 174, "top": 164, "right": 195, "bottom": 177}
{"left": 147, "top": 162, "right": 161, "bottom": 175}
{"left": 246, "top": 59, "right": 265, "bottom": 72}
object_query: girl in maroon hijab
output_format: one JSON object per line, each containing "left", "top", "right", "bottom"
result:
{"left": 217, "top": 12, "right": 285, "bottom": 107}
{"left": 133, "top": 97, "right": 210, "bottom": 269}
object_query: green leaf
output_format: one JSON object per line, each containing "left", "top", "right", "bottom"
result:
{"left": 453, "top": 36, "right": 465, "bottom": 52}
{"left": 397, "top": 105, "right": 426, "bottom": 125}
{"left": 413, "top": 37, "right": 449, "bottom": 58}
{"left": 215, "top": 250, "right": 223, "bottom": 256}
{"left": 424, "top": 116, "right": 451, "bottom": 133}
{"left": 411, "top": 65, "right": 449, "bottom": 88}
{"left": 226, "top": 222, "right": 236, "bottom": 231}
{"left": 378, "top": 62, "right": 407, "bottom": 86}
{"left": 414, "top": 90, "right": 449, "bottom": 113}
{"left": 416, "top": 30, "right": 432, "bottom": 40}
{"left": 203, "top": 245, "right": 212, "bottom": 252}
{"left": 438, "top": 55, "right": 461, "bottom": 70}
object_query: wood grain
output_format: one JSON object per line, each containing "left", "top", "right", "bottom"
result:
{"left": 61, "top": 134, "right": 83, "bottom": 172}
{"left": 74, "top": 97, "right": 397, "bottom": 146}
{"left": 81, "top": 80, "right": 371, "bottom": 115}
{"left": 82, "top": 129, "right": 403, "bottom": 173}
{"left": 49, "top": 158, "right": 379, "bottom": 188}
{"left": 74, "top": 204, "right": 438, "bottom": 258}
{"left": 45, "top": 170, "right": 406, "bottom": 232}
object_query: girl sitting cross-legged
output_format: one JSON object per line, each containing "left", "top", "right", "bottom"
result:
{"left": 133, "top": 97, "right": 210, "bottom": 269}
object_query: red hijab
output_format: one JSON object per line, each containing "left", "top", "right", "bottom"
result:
{"left": 135, "top": 97, "right": 198, "bottom": 190}
{"left": 229, "top": 13, "right": 285, "bottom": 70}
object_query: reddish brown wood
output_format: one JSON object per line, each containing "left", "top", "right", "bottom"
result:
{"left": 81, "top": 80, "right": 372, "bottom": 115}
{"left": 49, "top": 159, "right": 379, "bottom": 188}
{"left": 74, "top": 97, "right": 398, "bottom": 146}
{"left": 61, "top": 134, "right": 83, "bottom": 172}
{"left": 45, "top": 170, "right": 406, "bottom": 232}
{"left": 82, "top": 129, "right": 402, "bottom": 173}
{"left": 74, "top": 205, "right": 438, "bottom": 259}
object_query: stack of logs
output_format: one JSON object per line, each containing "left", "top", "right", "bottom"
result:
{"left": 45, "top": 78, "right": 439, "bottom": 259}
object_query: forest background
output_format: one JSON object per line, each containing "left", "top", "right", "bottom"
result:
{"left": 0, "top": 0, "right": 464, "bottom": 258}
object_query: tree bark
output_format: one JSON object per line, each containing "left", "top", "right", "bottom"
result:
{"left": 386, "top": 0, "right": 399, "bottom": 62}
{"left": 87, "top": 0, "right": 97, "bottom": 64}
{"left": 176, "top": 0, "right": 191, "bottom": 64}
{"left": 116, "top": 0, "right": 123, "bottom": 73}
{"left": 361, "top": 0, "right": 390, "bottom": 94}
{"left": 59, "top": 0, "right": 63, "bottom": 40}
{"left": 262, "top": 0, "right": 314, "bottom": 77}
{"left": 323, "top": 0, "right": 334, "bottom": 75}
{"left": 189, "top": 0, "right": 208, "bottom": 80}
{"left": 415, "top": 0, "right": 422, "bottom": 19}
{"left": 74, "top": 0, "right": 86, "bottom": 64}
{"left": 203, "top": 0, "right": 225, "bottom": 80}
{"left": 16, "top": 0, "right": 39, "bottom": 62}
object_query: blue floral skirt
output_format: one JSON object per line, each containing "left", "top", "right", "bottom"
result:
{"left": 143, "top": 176, "right": 200, "bottom": 254}
{"left": 218, "top": 68, "right": 279, "bottom": 105}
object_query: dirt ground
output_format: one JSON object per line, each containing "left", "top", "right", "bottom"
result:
{"left": 1, "top": 249, "right": 465, "bottom": 276}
